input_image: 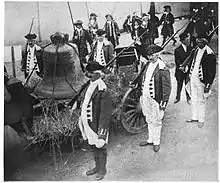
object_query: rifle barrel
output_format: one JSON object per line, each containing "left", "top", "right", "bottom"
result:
{"left": 161, "top": 12, "right": 199, "bottom": 48}
{"left": 29, "top": 18, "right": 34, "bottom": 34}
{"left": 67, "top": 2, "right": 75, "bottom": 30}
{"left": 208, "top": 25, "right": 219, "bottom": 36}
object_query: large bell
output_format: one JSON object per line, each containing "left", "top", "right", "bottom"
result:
{"left": 35, "top": 32, "right": 87, "bottom": 99}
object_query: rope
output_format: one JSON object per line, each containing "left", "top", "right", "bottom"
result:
{"left": 52, "top": 44, "right": 59, "bottom": 98}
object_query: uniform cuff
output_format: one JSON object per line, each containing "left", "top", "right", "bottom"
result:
{"left": 160, "top": 101, "right": 167, "bottom": 108}
{"left": 205, "top": 83, "right": 210, "bottom": 89}
{"left": 98, "top": 128, "right": 108, "bottom": 140}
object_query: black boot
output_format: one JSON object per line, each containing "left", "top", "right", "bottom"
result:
{"left": 96, "top": 148, "right": 107, "bottom": 181}
{"left": 86, "top": 148, "right": 99, "bottom": 176}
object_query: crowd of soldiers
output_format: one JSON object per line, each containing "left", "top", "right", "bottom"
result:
{"left": 4, "top": 2, "right": 218, "bottom": 181}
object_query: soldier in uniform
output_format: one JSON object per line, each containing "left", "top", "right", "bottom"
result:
{"left": 72, "top": 20, "right": 93, "bottom": 72}
{"left": 87, "top": 29, "right": 115, "bottom": 71}
{"left": 139, "top": 14, "right": 152, "bottom": 52}
{"left": 88, "top": 13, "right": 99, "bottom": 41}
{"left": 131, "top": 44, "right": 171, "bottom": 152}
{"left": 21, "top": 33, "right": 43, "bottom": 81}
{"left": 103, "top": 14, "right": 120, "bottom": 48}
{"left": 174, "top": 33, "right": 192, "bottom": 104}
{"left": 159, "top": 5, "right": 177, "bottom": 46}
{"left": 148, "top": 10, "right": 160, "bottom": 44}
{"left": 123, "top": 15, "right": 133, "bottom": 33}
{"left": 179, "top": 37, "right": 216, "bottom": 128}
{"left": 131, "top": 19, "right": 142, "bottom": 59}
{"left": 69, "top": 61, "right": 113, "bottom": 180}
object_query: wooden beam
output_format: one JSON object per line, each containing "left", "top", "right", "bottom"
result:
{"left": 11, "top": 46, "right": 16, "bottom": 78}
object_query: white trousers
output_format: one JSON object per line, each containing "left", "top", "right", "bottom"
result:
{"left": 140, "top": 95, "right": 163, "bottom": 146}
{"left": 190, "top": 76, "right": 205, "bottom": 122}
{"left": 147, "top": 122, "right": 162, "bottom": 145}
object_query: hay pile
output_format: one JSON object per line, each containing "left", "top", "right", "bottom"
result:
{"left": 32, "top": 100, "right": 79, "bottom": 143}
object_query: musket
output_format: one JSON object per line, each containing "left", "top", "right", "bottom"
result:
{"left": 85, "top": 2, "right": 90, "bottom": 21}
{"left": 21, "top": 18, "right": 35, "bottom": 71}
{"left": 161, "top": 11, "right": 199, "bottom": 48}
{"left": 67, "top": 2, "right": 75, "bottom": 31}
{"left": 208, "top": 25, "right": 218, "bottom": 37}
{"left": 29, "top": 18, "right": 35, "bottom": 34}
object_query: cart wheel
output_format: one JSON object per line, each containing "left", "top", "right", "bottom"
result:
{"left": 119, "top": 87, "right": 147, "bottom": 134}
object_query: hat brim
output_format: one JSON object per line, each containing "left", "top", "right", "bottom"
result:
{"left": 25, "top": 34, "right": 37, "bottom": 40}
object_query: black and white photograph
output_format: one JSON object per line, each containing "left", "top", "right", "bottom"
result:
{"left": 4, "top": 1, "right": 218, "bottom": 181}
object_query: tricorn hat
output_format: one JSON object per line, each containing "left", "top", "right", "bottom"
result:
{"left": 90, "top": 13, "right": 97, "bottom": 17}
{"left": 142, "top": 13, "right": 148, "bottom": 17}
{"left": 96, "top": 29, "right": 106, "bottom": 36}
{"left": 74, "top": 20, "right": 83, "bottom": 25}
{"left": 105, "top": 14, "right": 113, "bottom": 19}
{"left": 133, "top": 17, "right": 142, "bottom": 25}
{"left": 86, "top": 62, "right": 111, "bottom": 74}
{"left": 164, "top": 5, "right": 171, "bottom": 11}
{"left": 25, "top": 33, "right": 37, "bottom": 40}
{"left": 145, "top": 44, "right": 163, "bottom": 55}
{"left": 196, "top": 37, "right": 208, "bottom": 44}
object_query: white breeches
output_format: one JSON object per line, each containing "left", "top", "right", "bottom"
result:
{"left": 190, "top": 76, "right": 205, "bottom": 122}
{"left": 140, "top": 95, "right": 163, "bottom": 145}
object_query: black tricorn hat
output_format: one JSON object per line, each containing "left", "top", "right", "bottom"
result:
{"left": 142, "top": 13, "right": 148, "bottom": 17}
{"left": 164, "top": 5, "right": 171, "bottom": 10}
{"left": 86, "top": 61, "right": 103, "bottom": 72}
{"left": 105, "top": 14, "right": 113, "bottom": 19}
{"left": 145, "top": 44, "right": 163, "bottom": 55}
{"left": 96, "top": 29, "right": 106, "bottom": 36}
{"left": 86, "top": 62, "right": 111, "bottom": 74}
{"left": 74, "top": 20, "right": 83, "bottom": 25}
{"left": 25, "top": 33, "right": 37, "bottom": 40}
{"left": 90, "top": 13, "right": 97, "bottom": 17}
{"left": 133, "top": 17, "right": 142, "bottom": 25}
{"left": 179, "top": 32, "right": 189, "bottom": 41}
{"left": 196, "top": 37, "right": 208, "bottom": 44}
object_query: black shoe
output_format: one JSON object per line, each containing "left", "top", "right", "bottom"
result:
{"left": 186, "top": 99, "right": 191, "bottom": 105}
{"left": 153, "top": 145, "right": 160, "bottom": 152}
{"left": 81, "top": 141, "right": 92, "bottom": 152}
{"left": 139, "top": 141, "right": 153, "bottom": 147}
{"left": 174, "top": 98, "right": 180, "bottom": 104}
{"left": 186, "top": 119, "right": 199, "bottom": 123}
{"left": 96, "top": 171, "right": 106, "bottom": 181}
{"left": 86, "top": 167, "right": 98, "bottom": 176}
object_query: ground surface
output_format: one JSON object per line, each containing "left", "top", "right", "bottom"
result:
{"left": 4, "top": 19, "right": 218, "bottom": 181}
